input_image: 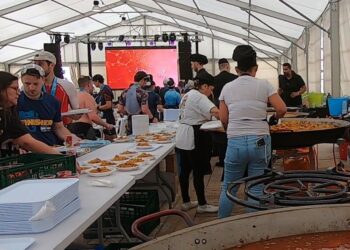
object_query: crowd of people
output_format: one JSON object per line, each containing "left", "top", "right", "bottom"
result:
{"left": 0, "top": 44, "right": 310, "bottom": 218}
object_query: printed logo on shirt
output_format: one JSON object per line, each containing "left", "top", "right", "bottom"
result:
{"left": 19, "top": 110, "right": 53, "bottom": 133}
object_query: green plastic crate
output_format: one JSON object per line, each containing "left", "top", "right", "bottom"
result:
{"left": 0, "top": 153, "right": 76, "bottom": 189}
{"left": 83, "top": 190, "right": 160, "bottom": 240}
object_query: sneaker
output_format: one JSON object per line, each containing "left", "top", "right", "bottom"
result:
{"left": 181, "top": 201, "right": 198, "bottom": 211}
{"left": 197, "top": 204, "right": 219, "bottom": 213}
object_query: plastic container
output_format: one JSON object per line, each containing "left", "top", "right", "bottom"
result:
{"left": 328, "top": 97, "right": 349, "bottom": 117}
{"left": 0, "top": 153, "right": 76, "bottom": 189}
{"left": 307, "top": 92, "right": 325, "bottom": 108}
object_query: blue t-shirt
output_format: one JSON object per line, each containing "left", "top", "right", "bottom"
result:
{"left": 164, "top": 89, "right": 181, "bottom": 108}
{"left": 18, "top": 92, "right": 62, "bottom": 146}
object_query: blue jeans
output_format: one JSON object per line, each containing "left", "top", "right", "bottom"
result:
{"left": 218, "top": 135, "right": 271, "bottom": 218}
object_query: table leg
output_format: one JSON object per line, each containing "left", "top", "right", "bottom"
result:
{"left": 115, "top": 200, "right": 132, "bottom": 242}
{"left": 156, "top": 166, "right": 173, "bottom": 209}
{"left": 97, "top": 217, "right": 104, "bottom": 246}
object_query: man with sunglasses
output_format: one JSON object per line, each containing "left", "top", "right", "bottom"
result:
{"left": 17, "top": 65, "right": 76, "bottom": 146}
{"left": 31, "top": 51, "right": 78, "bottom": 125}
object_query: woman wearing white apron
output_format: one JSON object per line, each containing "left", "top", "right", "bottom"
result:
{"left": 176, "top": 71, "right": 220, "bottom": 213}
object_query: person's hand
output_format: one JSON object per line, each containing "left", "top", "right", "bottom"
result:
{"left": 105, "top": 123, "right": 114, "bottom": 130}
{"left": 290, "top": 91, "right": 300, "bottom": 98}
{"left": 152, "top": 117, "right": 159, "bottom": 123}
{"left": 71, "top": 134, "right": 81, "bottom": 145}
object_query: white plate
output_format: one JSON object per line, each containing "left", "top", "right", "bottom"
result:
{"left": 116, "top": 165, "right": 139, "bottom": 171}
{"left": 61, "top": 108, "right": 90, "bottom": 116}
{"left": 0, "top": 237, "right": 35, "bottom": 250}
{"left": 79, "top": 165, "right": 93, "bottom": 174}
{"left": 200, "top": 120, "right": 224, "bottom": 130}
{"left": 113, "top": 137, "right": 131, "bottom": 143}
{"left": 87, "top": 167, "right": 115, "bottom": 177}
{"left": 136, "top": 145, "right": 154, "bottom": 149}
{"left": 153, "top": 140, "right": 173, "bottom": 144}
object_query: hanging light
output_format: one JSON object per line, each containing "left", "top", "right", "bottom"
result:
{"left": 162, "top": 33, "right": 168, "bottom": 42}
{"left": 54, "top": 34, "right": 61, "bottom": 44}
{"left": 120, "top": 15, "right": 127, "bottom": 25}
{"left": 181, "top": 32, "right": 189, "bottom": 43}
{"left": 64, "top": 34, "right": 70, "bottom": 44}
{"left": 118, "top": 35, "right": 125, "bottom": 42}
{"left": 154, "top": 34, "right": 160, "bottom": 42}
{"left": 98, "top": 42, "right": 103, "bottom": 50}
{"left": 92, "top": 0, "right": 101, "bottom": 11}
{"left": 91, "top": 42, "right": 96, "bottom": 51}
{"left": 125, "top": 41, "right": 132, "bottom": 46}
{"left": 169, "top": 32, "right": 176, "bottom": 42}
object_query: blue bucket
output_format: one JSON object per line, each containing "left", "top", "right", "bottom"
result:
{"left": 328, "top": 97, "right": 349, "bottom": 117}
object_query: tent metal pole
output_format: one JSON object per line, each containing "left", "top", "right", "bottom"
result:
{"left": 330, "top": 0, "right": 341, "bottom": 97}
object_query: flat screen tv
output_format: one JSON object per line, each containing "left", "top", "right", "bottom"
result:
{"left": 105, "top": 46, "right": 178, "bottom": 89}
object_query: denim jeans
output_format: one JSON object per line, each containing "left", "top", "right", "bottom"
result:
{"left": 218, "top": 134, "right": 271, "bottom": 218}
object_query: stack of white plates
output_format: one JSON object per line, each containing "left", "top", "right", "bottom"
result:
{"left": 0, "top": 179, "right": 80, "bottom": 234}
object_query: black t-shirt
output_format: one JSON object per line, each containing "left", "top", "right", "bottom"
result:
{"left": 147, "top": 91, "right": 162, "bottom": 119}
{"left": 0, "top": 107, "right": 28, "bottom": 157}
{"left": 214, "top": 71, "right": 238, "bottom": 107}
{"left": 95, "top": 84, "right": 115, "bottom": 125}
{"left": 279, "top": 72, "right": 305, "bottom": 107}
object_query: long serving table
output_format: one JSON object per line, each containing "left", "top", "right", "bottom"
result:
{"left": 0, "top": 173, "right": 135, "bottom": 250}
{"left": 77, "top": 141, "right": 176, "bottom": 208}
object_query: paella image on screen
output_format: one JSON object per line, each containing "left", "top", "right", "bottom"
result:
{"left": 105, "top": 47, "right": 178, "bottom": 89}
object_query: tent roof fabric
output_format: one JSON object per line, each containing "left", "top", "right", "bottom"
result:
{"left": 0, "top": 0, "right": 329, "bottom": 63}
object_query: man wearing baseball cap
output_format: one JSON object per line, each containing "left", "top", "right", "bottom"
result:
{"left": 31, "top": 51, "right": 78, "bottom": 125}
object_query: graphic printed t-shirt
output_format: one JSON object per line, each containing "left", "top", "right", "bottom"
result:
{"left": 18, "top": 92, "right": 62, "bottom": 146}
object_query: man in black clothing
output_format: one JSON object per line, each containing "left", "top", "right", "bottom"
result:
{"left": 213, "top": 58, "right": 238, "bottom": 107}
{"left": 213, "top": 59, "right": 238, "bottom": 176}
{"left": 190, "top": 53, "right": 208, "bottom": 77}
{"left": 278, "top": 63, "right": 306, "bottom": 107}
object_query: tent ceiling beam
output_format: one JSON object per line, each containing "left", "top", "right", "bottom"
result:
{"left": 0, "top": 0, "right": 47, "bottom": 16}
{"left": 247, "top": 30, "right": 291, "bottom": 60}
{"left": 152, "top": 0, "right": 296, "bottom": 41}
{"left": 247, "top": 11, "right": 304, "bottom": 50}
{"left": 128, "top": 2, "right": 288, "bottom": 51}
{"left": 191, "top": 0, "right": 214, "bottom": 36}
{"left": 146, "top": 15, "right": 281, "bottom": 58}
{"left": 51, "top": 0, "right": 109, "bottom": 28}
{"left": 279, "top": 0, "right": 329, "bottom": 34}
{"left": 217, "top": 0, "right": 309, "bottom": 27}
{"left": 4, "top": 15, "right": 144, "bottom": 65}
{"left": 0, "top": 0, "right": 125, "bottom": 47}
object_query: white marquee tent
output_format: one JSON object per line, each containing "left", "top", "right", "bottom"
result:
{"left": 0, "top": 0, "right": 349, "bottom": 95}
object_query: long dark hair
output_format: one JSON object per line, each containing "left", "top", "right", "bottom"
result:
{"left": 0, "top": 71, "right": 18, "bottom": 111}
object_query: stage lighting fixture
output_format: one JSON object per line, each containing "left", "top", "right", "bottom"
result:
{"left": 125, "top": 41, "right": 132, "bottom": 46}
{"left": 154, "top": 34, "right": 160, "bottom": 42}
{"left": 133, "top": 35, "right": 137, "bottom": 39}
{"left": 54, "top": 34, "right": 61, "bottom": 44}
{"left": 162, "top": 33, "right": 168, "bottom": 42}
{"left": 98, "top": 42, "right": 103, "bottom": 50}
{"left": 91, "top": 42, "right": 96, "bottom": 51}
{"left": 182, "top": 32, "right": 189, "bottom": 43}
{"left": 92, "top": 0, "right": 101, "bottom": 11}
{"left": 64, "top": 34, "right": 70, "bottom": 44}
{"left": 118, "top": 35, "right": 125, "bottom": 42}
{"left": 169, "top": 32, "right": 176, "bottom": 42}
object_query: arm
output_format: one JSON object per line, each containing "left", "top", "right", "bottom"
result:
{"left": 13, "top": 134, "right": 60, "bottom": 154}
{"left": 85, "top": 95, "right": 113, "bottom": 129}
{"left": 98, "top": 100, "right": 112, "bottom": 110}
{"left": 210, "top": 106, "right": 220, "bottom": 120}
{"left": 268, "top": 93, "right": 287, "bottom": 119}
{"left": 219, "top": 100, "right": 229, "bottom": 129}
{"left": 53, "top": 121, "right": 74, "bottom": 141}
{"left": 141, "top": 104, "right": 153, "bottom": 119}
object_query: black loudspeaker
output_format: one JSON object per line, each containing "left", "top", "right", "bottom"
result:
{"left": 43, "top": 43, "right": 64, "bottom": 78}
{"left": 178, "top": 41, "right": 192, "bottom": 81}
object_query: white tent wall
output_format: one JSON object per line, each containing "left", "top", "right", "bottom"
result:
{"left": 339, "top": 0, "right": 350, "bottom": 95}
{"left": 321, "top": 7, "right": 332, "bottom": 95}
{"left": 308, "top": 25, "right": 321, "bottom": 93}
{"left": 296, "top": 32, "right": 307, "bottom": 87}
